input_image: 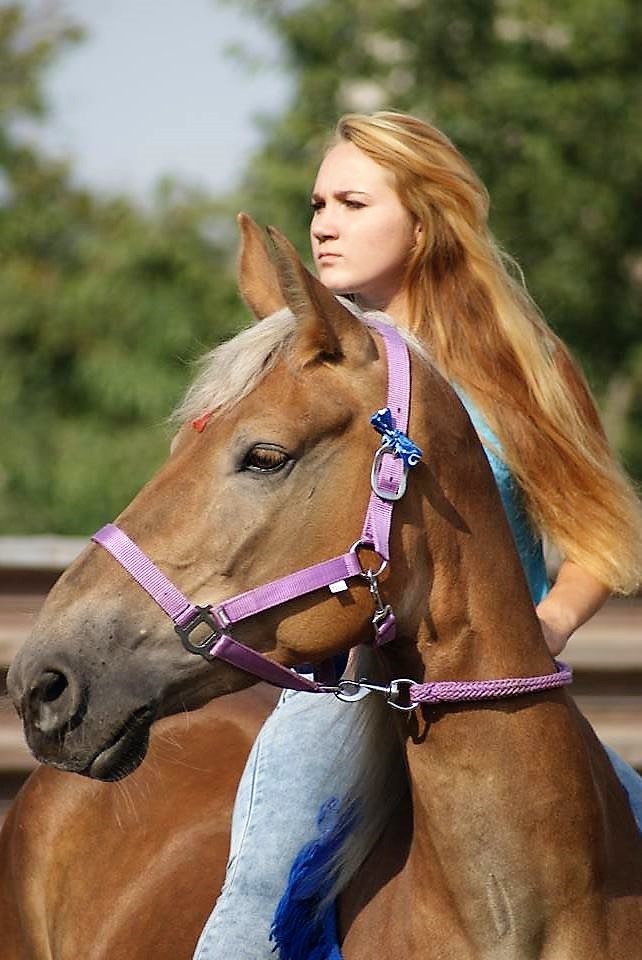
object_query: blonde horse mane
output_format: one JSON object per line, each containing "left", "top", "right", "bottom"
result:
{"left": 171, "top": 300, "right": 430, "bottom": 427}
{"left": 171, "top": 307, "right": 297, "bottom": 425}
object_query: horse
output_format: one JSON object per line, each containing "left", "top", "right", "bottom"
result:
{"left": 5, "top": 213, "right": 642, "bottom": 959}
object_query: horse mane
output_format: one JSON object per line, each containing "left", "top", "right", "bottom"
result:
{"left": 171, "top": 300, "right": 430, "bottom": 426}
{"left": 171, "top": 307, "right": 297, "bottom": 425}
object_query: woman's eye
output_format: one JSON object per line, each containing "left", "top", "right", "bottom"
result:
{"left": 243, "top": 446, "right": 290, "bottom": 473}
{"left": 345, "top": 200, "right": 365, "bottom": 209}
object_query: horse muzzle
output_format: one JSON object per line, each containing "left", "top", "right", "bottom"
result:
{"left": 7, "top": 643, "right": 159, "bottom": 781}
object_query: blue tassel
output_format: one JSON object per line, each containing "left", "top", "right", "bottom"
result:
{"left": 370, "top": 407, "right": 422, "bottom": 469}
{"left": 270, "top": 797, "right": 356, "bottom": 960}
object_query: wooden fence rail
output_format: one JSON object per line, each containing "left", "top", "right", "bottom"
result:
{"left": 1, "top": 536, "right": 641, "bottom": 820}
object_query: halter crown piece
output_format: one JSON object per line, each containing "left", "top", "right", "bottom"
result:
{"left": 91, "top": 318, "right": 572, "bottom": 711}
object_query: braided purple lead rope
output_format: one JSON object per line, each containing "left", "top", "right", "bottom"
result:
{"left": 408, "top": 660, "right": 572, "bottom": 706}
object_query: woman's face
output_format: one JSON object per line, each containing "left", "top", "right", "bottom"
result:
{"left": 310, "top": 141, "right": 418, "bottom": 316}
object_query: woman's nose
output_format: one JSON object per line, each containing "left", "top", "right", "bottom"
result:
{"left": 312, "top": 210, "right": 338, "bottom": 242}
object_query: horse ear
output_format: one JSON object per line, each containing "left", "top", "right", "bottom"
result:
{"left": 237, "top": 212, "right": 287, "bottom": 320}
{"left": 266, "top": 224, "right": 373, "bottom": 366}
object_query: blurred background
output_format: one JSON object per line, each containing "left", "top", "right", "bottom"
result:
{"left": 0, "top": 0, "right": 640, "bottom": 811}
{"left": 1, "top": 0, "right": 642, "bottom": 533}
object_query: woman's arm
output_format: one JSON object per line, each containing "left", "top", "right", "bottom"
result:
{"left": 536, "top": 559, "right": 610, "bottom": 657}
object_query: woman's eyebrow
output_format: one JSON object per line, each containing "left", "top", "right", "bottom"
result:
{"left": 310, "top": 189, "right": 371, "bottom": 201}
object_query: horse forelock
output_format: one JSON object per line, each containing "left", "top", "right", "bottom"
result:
{"left": 170, "top": 307, "right": 297, "bottom": 426}
{"left": 171, "top": 299, "right": 431, "bottom": 429}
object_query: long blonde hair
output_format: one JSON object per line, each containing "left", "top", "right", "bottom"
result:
{"left": 336, "top": 111, "right": 642, "bottom": 594}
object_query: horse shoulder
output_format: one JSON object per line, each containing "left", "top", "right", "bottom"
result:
{"left": 0, "top": 685, "right": 277, "bottom": 959}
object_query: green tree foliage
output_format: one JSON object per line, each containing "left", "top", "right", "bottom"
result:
{"left": 2, "top": 1, "right": 641, "bottom": 536}
{"left": 231, "top": 0, "right": 642, "bottom": 478}
{"left": 0, "top": 5, "right": 245, "bottom": 533}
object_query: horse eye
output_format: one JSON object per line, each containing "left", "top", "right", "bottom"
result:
{"left": 243, "top": 445, "right": 290, "bottom": 473}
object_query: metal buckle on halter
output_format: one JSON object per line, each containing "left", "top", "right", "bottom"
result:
{"left": 333, "top": 677, "right": 418, "bottom": 712}
{"left": 370, "top": 445, "right": 408, "bottom": 502}
{"left": 369, "top": 407, "right": 422, "bottom": 502}
{"left": 174, "top": 605, "right": 228, "bottom": 660}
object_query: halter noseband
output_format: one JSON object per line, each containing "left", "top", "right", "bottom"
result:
{"left": 91, "top": 318, "right": 572, "bottom": 710}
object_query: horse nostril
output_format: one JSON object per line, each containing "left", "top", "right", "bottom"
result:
{"left": 38, "top": 670, "right": 69, "bottom": 703}
{"left": 28, "top": 667, "right": 83, "bottom": 736}
{"left": 39, "top": 670, "right": 69, "bottom": 704}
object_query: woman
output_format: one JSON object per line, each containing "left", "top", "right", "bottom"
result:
{"left": 193, "top": 111, "right": 642, "bottom": 960}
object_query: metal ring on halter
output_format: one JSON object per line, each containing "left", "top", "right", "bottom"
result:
{"left": 370, "top": 445, "right": 408, "bottom": 502}
{"left": 333, "top": 680, "right": 373, "bottom": 703}
{"left": 386, "top": 679, "right": 418, "bottom": 712}
{"left": 349, "top": 540, "right": 388, "bottom": 579}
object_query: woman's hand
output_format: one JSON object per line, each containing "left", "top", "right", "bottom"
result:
{"left": 536, "top": 559, "right": 610, "bottom": 658}
{"left": 536, "top": 615, "right": 571, "bottom": 657}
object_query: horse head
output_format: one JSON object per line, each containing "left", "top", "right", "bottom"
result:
{"left": 8, "top": 215, "right": 539, "bottom": 782}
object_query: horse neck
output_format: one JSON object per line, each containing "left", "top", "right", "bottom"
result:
{"left": 378, "top": 379, "right": 606, "bottom": 951}
{"left": 392, "top": 370, "right": 553, "bottom": 684}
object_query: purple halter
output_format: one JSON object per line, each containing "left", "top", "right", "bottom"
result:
{"left": 91, "top": 317, "right": 572, "bottom": 710}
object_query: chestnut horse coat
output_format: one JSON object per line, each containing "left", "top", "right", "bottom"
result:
{"left": 4, "top": 216, "right": 642, "bottom": 958}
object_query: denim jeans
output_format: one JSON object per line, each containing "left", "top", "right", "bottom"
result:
{"left": 603, "top": 743, "right": 642, "bottom": 831}
{"left": 192, "top": 687, "right": 362, "bottom": 960}
{"left": 193, "top": 691, "right": 642, "bottom": 960}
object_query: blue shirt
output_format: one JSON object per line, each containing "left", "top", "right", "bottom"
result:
{"left": 454, "top": 387, "right": 549, "bottom": 604}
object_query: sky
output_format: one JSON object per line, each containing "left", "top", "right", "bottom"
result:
{"left": 31, "top": 0, "right": 292, "bottom": 201}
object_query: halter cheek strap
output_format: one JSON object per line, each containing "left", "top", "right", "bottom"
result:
{"left": 92, "top": 319, "right": 419, "bottom": 692}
